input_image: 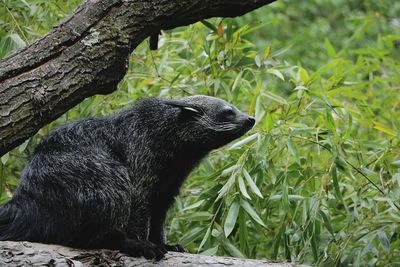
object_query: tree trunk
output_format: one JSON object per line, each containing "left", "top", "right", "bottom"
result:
{"left": 0, "top": 241, "right": 303, "bottom": 267}
{"left": 0, "top": 0, "right": 276, "bottom": 156}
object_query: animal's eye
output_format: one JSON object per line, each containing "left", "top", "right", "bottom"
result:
{"left": 220, "top": 108, "right": 235, "bottom": 117}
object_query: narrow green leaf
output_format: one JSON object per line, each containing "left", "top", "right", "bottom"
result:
{"left": 257, "top": 133, "right": 271, "bottom": 160}
{"left": 325, "top": 38, "right": 336, "bottom": 58}
{"left": 224, "top": 200, "right": 240, "bottom": 237}
{"left": 264, "top": 91, "right": 288, "bottom": 105}
{"left": 269, "top": 194, "right": 305, "bottom": 202}
{"left": 229, "top": 133, "right": 257, "bottom": 150}
{"left": 9, "top": 33, "right": 26, "bottom": 48}
{"left": 240, "top": 199, "right": 266, "bottom": 227}
{"left": 198, "top": 227, "right": 211, "bottom": 251}
{"left": 200, "top": 246, "right": 219, "bottom": 256}
{"left": 335, "top": 156, "right": 347, "bottom": 171}
{"left": 201, "top": 20, "right": 217, "bottom": 32}
{"left": 298, "top": 67, "right": 310, "bottom": 83}
{"left": 377, "top": 230, "right": 390, "bottom": 251}
{"left": 372, "top": 122, "right": 397, "bottom": 136}
{"left": 238, "top": 208, "right": 247, "bottom": 251}
{"left": 272, "top": 222, "right": 285, "bottom": 259}
{"left": 238, "top": 176, "right": 251, "bottom": 200}
{"left": 248, "top": 79, "right": 262, "bottom": 115}
{"left": 182, "top": 200, "right": 204, "bottom": 211}
{"left": 263, "top": 46, "right": 271, "bottom": 60}
{"left": 243, "top": 169, "right": 263, "bottom": 198}
{"left": 318, "top": 210, "right": 334, "bottom": 237}
{"left": 231, "top": 71, "right": 243, "bottom": 92}
{"left": 178, "top": 227, "right": 204, "bottom": 246}
{"left": 267, "top": 68, "right": 285, "bottom": 81}
{"left": 360, "top": 140, "right": 386, "bottom": 150}
{"left": 1, "top": 153, "right": 9, "bottom": 165}
{"left": 217, "top": 175, "right": 235, "bottom": 200}
{"left": 282, "top": 181, "right": 290, "bottom": 210}
{"left": 18, "top": 139, "right": 29, "bottom": 153}
{"left": 343, "top": 112, "right": 353, "bottom": 139}
{"left": 255, "top": 55, "right": 261, "bottom": 67}
{"left": 263, "top": 113, "right": 275, "bottom": 132}
{"left": 311, "top": 229, "right": 318, "bottom": 261}
{"left": 221, "top": 239, "right": 245, "bottom": 258}
{"left": 186, "top": 211, "right": 213, "bottom": 221}
{"left": 287, "top": 138, "right": 300, "bottom": 164}
{"left": 326, "top": 110, "right": 337, "bottom": 135}
{"left": 331, "top": 166, "right": 344, "bottom": 203}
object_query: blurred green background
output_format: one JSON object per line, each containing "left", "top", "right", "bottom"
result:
{"left": 1, "top": 0, "right": 400, "bottom": 266}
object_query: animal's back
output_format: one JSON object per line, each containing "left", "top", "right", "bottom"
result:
{"left": 0, "top": 116, "right": 133, "bottom": 246}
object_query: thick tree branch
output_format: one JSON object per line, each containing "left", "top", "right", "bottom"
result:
{"left": 0, "top": 0, "right": 276, "bottom": 156}
{"left": 0, "top": 241, "right": 302, "bottom": 267}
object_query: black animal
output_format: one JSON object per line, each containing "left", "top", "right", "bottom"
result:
{"left": 0, "top": 95, "right": 255, "bottom": 259}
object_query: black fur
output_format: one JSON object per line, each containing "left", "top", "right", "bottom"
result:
{"left": 0, "top": 95, "right": 255, "bottom": 259}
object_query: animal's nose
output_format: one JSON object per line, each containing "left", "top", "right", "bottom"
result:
{"left": 246, "top": 116, "right": 256, "bottom": 127}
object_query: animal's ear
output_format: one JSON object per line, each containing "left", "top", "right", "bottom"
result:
{"left": 164, "top": 100, "right": 202, "bottom": 114}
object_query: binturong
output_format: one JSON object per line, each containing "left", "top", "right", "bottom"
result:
{"left": 0, "top": 95, "right": 255, "bottom": 260}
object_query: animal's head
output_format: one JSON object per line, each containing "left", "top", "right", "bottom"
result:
{"left": 163, "top": 95, "right": 255, "bottom": 150}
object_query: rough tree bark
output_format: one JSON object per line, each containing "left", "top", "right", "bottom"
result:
{"left": 0, "top": 241, "right": 302, "bottom": 267}
{"left": 0, "top": 0, "right": 276, "bottom": 156}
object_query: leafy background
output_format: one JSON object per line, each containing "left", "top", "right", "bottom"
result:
{"left": 1, "top": 0, "right": 400, "bottom": 266}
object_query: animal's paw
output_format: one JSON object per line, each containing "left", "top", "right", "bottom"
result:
{"left": 120, "top": 239, "right": 167, "bottom": 260}
{"left": 162, "top": 243, "right": 186, "bottom": 252}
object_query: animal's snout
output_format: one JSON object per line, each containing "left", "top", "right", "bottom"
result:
{"left": 246, "top": 116, "right": 256, "bottom": 127}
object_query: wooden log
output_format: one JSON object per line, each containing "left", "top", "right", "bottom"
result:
{"left": 0, "top": 241, "right": 303, "bottom": 267}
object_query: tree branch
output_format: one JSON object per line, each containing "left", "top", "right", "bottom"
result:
{"left": 0, "top": 0, "right": 276, "bottom": 156}
{"left": 0, "top": 241, "right": 302, "bottom": 267}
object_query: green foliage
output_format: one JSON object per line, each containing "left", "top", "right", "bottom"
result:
{"left": 1, "top": 0, "right": 400, "bottom": 266}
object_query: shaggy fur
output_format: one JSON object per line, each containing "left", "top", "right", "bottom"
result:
{"left": 0, "top": 95, "right": 255, "bottom": 259}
